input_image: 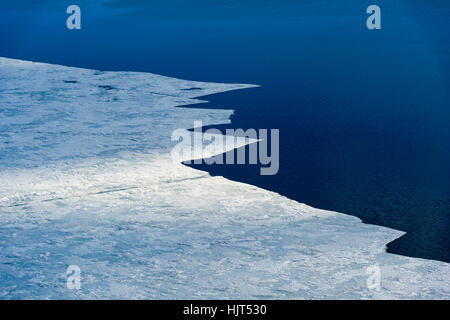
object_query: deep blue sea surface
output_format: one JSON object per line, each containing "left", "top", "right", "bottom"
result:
{"left": 1, "top": 1, "right": 449, "bottom": 262}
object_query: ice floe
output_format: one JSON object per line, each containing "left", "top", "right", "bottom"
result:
{"left": 0, "top": 57, "right": 448, "bottom": 299}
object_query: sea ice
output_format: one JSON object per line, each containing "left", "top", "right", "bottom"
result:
{"left": 0, "top": 57, "right": 448, "bottom": 299}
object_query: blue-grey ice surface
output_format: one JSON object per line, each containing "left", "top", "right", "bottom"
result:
{"left": 0, "top": 57, "right": 448, "bottom": 299}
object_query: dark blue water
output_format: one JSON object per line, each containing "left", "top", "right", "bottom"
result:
{"left": 1, "top": 1, "right": 449, "bottom": 262}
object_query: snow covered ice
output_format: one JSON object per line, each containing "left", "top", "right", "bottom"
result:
{"left": 0, "top": 57, "right": 448, "bottom": 299}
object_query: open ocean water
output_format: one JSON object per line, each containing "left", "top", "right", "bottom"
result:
{"left": 1, "top": 1, "right": 449, "bottom": 262}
